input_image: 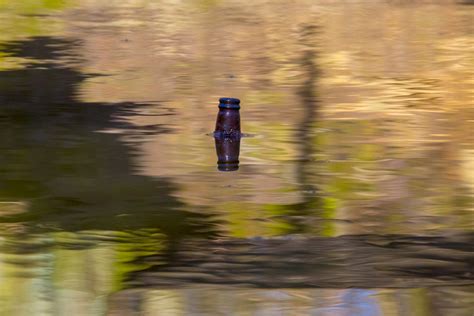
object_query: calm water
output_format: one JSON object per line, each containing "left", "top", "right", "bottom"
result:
{"left": 0, "top": 1, "right": 473, "bottom": 315}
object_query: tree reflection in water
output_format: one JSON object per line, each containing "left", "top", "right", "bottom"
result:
{"left": 0, "top": 36, "right": 219, "bottom": 288}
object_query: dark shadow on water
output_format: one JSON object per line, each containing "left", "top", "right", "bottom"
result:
{"left": 127, "top": 233, "right": 474, "bottom": 289}
{"left": 0, "top": 37, "right": 219, "bottom": 247}
{"left": 260, "top": 24, "right": 324, "bottom": 235}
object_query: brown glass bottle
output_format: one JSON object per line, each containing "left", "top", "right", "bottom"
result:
{"left": 214, "top": 97, "right": 240, "bottom": 138}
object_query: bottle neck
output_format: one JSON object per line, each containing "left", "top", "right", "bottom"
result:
{"left": 218, "top": 104, "right": 240, "bottom": 110}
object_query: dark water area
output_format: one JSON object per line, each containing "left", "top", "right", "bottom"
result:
{"left": 0, "top": 1, "right": 473, "bottom": 315}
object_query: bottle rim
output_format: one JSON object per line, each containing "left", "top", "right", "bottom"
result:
{"left": 219, "top": 97, "right": 240, "bottom": 104}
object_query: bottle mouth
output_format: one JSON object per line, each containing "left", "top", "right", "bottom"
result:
{"left": 219, "top": 97, "right": 240, "bottom": 109}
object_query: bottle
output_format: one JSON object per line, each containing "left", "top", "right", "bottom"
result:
{"left": 214, "top": 97, "right": 240, "bottom": 138}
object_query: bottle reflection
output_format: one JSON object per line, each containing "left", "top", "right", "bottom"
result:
{"left": 214, "top": 136, "right": 240, "bottom": 172}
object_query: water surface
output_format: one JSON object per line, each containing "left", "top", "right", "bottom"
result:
{"left": 0, "top": 1, "right": 473, "bottom": 315}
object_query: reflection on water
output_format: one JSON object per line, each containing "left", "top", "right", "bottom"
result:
{"left": 0, "top": 0, "right": 473, "bottom": 315}
{"left": 108, "top": 287, "right": 474, "bottom": 316}
{"left": 129, "top": 234, "right": 473, "bottom": 288}
{"left": 215, "top": 136, "right": 241, "bottom": 172}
